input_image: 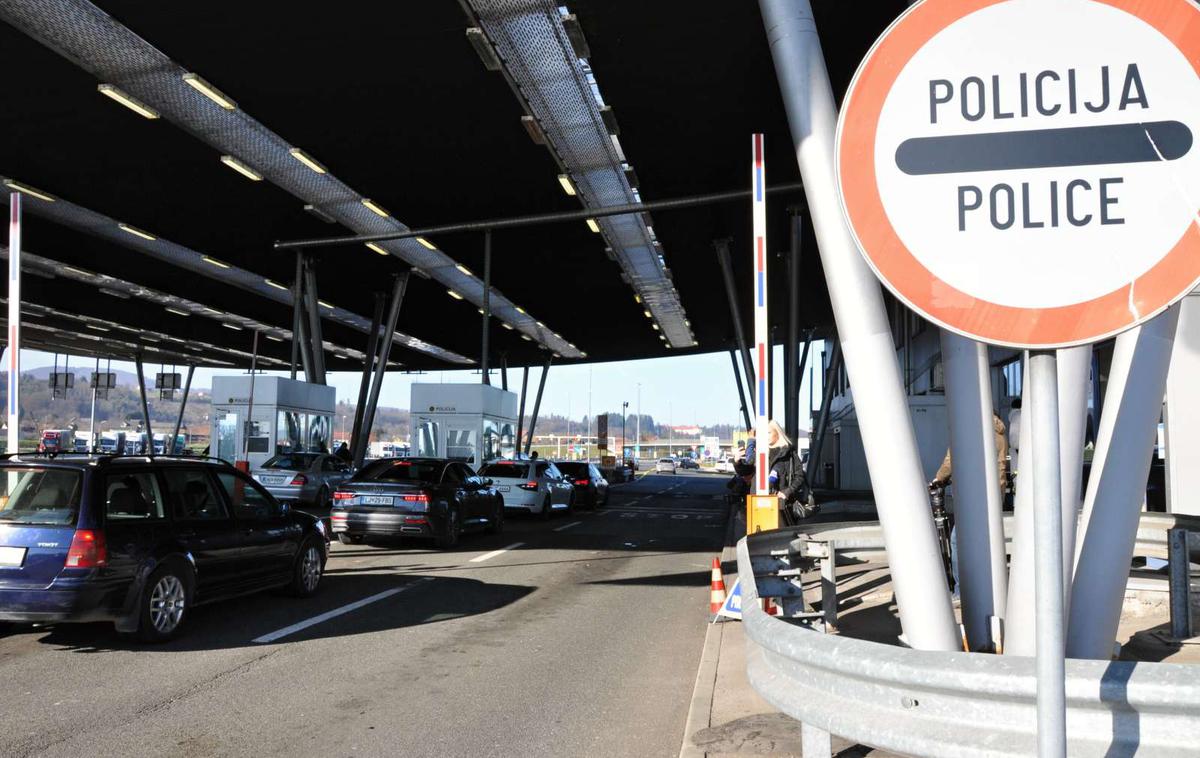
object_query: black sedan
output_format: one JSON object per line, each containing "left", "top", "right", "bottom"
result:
{"left": 553, "top": 461, "right": 609, "bottom": 509}
{"left": 331, "top": 458, "right": 503, "bottom": 548}
{"left": 679, "top": 458, "right": 700, "bottom": 470}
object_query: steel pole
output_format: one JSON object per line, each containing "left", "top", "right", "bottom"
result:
{"left": 1056, "top": 345, "right": 1091, "bottom": 607}
{"left": 481, "top": 230, "right": 492, "bottom": 385}
{"left": 730, "top": 349, "right": 752, "bottom": 432}
{"left": 797, "top": 331, "right": 812, "bottom": 430}
{"left": 290, "top": 252, "right": 302, "bottom": 380}
{"left": 302, "top": 259, "right": 326, "bottom": 383}
{"left": 355, "top": 274, "right": 409, "bottom": 469}
{"left": 524, "top": 358, "right": 551, "bottom": 455}
{"left": 759, "top": 0, "right": 959, "bottom": 649}
{"left": 787, "top": 211, "right": 803, "bottom": 441}
{"left": 1005, "top": 358, "right": 1036, "bottom": 656}
{"left": 516, "top": 366, "right": 528, "bottom": 457}
{"left": 170, "top": 365, "right": 194, "bottom": 455}
{"left": 805, "top": 342, "right": 841, "bottom": 487}
{"left": 7, "top": 193, "right": 20, "bottom": 455}
{"left": 244, "top": 330, "right": 260, "bottom": 460}
{"left": 351, "top": 293, "right": 385, "bottom": 464}
{"left": 134, "top": 351, "right": 153, "bottom": 454}
{"left": 1029, "top": 351, "right": 1066, "bottom": 758}
{"left": 501, "top": 353, "right": 509, "bottom": 391}
{"left": 1067, "top": 307, "right": 1180, "bottom": 659}
{"left": 88, "top": 357, "right": 98, "bottom": 451}
{"left": 715, "top": 239, "right": 758, "bottom": 401}
{"left": 939, "top": 330, "right": 1007, "bottom": 650}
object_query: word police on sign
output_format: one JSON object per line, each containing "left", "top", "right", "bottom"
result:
{"left": 837, "top": 0, "right": 1200, "bottom": 348}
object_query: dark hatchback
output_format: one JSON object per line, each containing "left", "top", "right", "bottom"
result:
{"left": 0, "top": 455, "right": 328, "bottom": 642}
{"left": 553, "top": 461, "right": 609, "bottom": 509}
{"left": 331, "top": 458, "right": 503, "bottom": 548}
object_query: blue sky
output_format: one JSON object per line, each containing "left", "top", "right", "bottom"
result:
{"left": 13, "top": 343, "right": 827, "bottom": 429}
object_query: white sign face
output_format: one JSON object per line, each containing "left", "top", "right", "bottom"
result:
{"left": 837, "top": 0, "right": 1200, "bottom": 348}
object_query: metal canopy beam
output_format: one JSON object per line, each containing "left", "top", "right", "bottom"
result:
{"left": 351, "top": 293, "right": 386, "bottom": 463}
{"left": 170, "top": 364, "right": 195, "bottom": 455}
{"left": 354, "top": 273, "right": 409, "bottom": 469}
{"left": 302, "top": 258, "right": 326, "bottom": 384}
{"left": 524, "top": 358, "right": 552, "bottom": 455}
{"left": 714, "top": 239, "right": 757, "bottom": 408}
{"left": 134, "top": 351, "right": 153, "bottom": 451}
{"left": 730, "top": 349, "right": 752, "bottom": 432}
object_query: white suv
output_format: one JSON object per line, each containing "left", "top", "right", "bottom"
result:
{"left": 655, "top": 457, "right": 676, "bottom": 474}
{"left": 478, "top": 460, "right": 575, "bottom": 519}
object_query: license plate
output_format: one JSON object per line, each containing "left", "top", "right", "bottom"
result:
{"left": 260, "top": 476, "right": 287, "bottom": 485}
{"left": 0, "top": 546, "right": 26, "bottom": 567}
{"left": 497, "top": 485, "right": 510, "bottom": 492}
{"left": 362, "top": 495, "right": 393, "bottom": 506}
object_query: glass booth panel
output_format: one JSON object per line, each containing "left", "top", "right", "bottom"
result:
{"left": 307, "top": 414, "right": 331, "bottom": 453}
{"left": 277, "top": 411, "right": 305, "bottom": 455}
{"left": 500, "top": 422, "right": 516, "bottom": 460}
{"left": 483, "top": 419, "right": 501, "bottom": 462}
{"left": 216, "top": 413, "right": 238, "bottom": 463}
{"left": 416, "top": 419, "right": 440, "bottom": 458}
{"left": 446, "top": 426, "right": 477, "bottom": 464}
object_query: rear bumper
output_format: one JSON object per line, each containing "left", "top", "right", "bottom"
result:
{"left": 0, "top": 583, "right": 119, "bottom": 624}
{"left": 333, "top": 510, "right": 443, "bottom": 538}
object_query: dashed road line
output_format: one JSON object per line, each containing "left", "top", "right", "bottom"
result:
{"left": 469, "top": 542, "right": 526, "bottom": 563}
{"left": 252, "top": 577, "right": 434, "bottom": 644}
{"left": 553, "top": 520, "right": 583, "bottom": 532}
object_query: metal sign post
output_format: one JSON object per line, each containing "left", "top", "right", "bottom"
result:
{"left": 6, "top": 193, "right": 19, "bottom": 455}
{"left": 834, "top": 0, "right": 1200, "bottom": 750}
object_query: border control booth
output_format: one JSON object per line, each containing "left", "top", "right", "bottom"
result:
{"left": 210, "top": 376, "right": 335, "bottom": 470}
{"left": 410, "top": 384, "right": 517, "bottom": 470}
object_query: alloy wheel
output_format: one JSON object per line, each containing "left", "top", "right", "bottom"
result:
{"left": 149, "top": 574, "right": 185, "bottom": 634}
{"left": 300, "top": 545, "right": 322, "bottom": 592}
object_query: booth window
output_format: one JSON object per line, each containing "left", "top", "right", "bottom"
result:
{"left": 500, "top": 422, "right": 516, "bottom": 459}
{"left": 416, "top": 419, "right": 440, "bottom": 457}
{"left": 307, "top": 414, "right": 331, "bottom": 453}
{"left": 447, "top": 427, "right": 478, "bottom": 463}
{"left": 277, "top": 410, "right": 305, "bottom": 454}
{"left": 483, "top": 419, "right": 501, "bottom": 461}
{"left": 216, "top": 413, "right": 238, "bottom": 463}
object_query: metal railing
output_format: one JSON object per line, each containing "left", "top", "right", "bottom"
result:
{"left": 738, "top": 529, "right": 1200, "bottom": 757}
{"left": 1168, "top": 527, "right": 1200, "bottom": 640}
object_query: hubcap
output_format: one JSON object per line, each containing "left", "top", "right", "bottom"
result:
{"left": 149, "top": 574, "right": 185, "bottom": 633}
{"left": 301, "top": 545, "right": 321, "bottom": 591}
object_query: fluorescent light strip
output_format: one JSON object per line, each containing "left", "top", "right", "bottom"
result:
{"left": 501, "top": 322, "right": 513, "bottom": 330}
{"left": 415, "top": 237, "right": 436, "bottom": 250}
{"left": 521, "top": 335, "right": 532, "bottom": 342}
{"left": 118, "top": 223, "right": 156, "bottom": 241}
{"left": 181, "top": 73, "right": 237, "bottom": 110}
{"left": 202, "top": 256, "right": 231, "bottom": 269}
{"left": 289, "top": 148, "right": 327, "bottom": 174}
{"left": 220, "top": 155, "right": 263, "bottom": 181}
{"left": 318, "top": 300, "right": 333, "bottom": 309}
{"left": 447, "top": 290, "right": 464, "bottom": 300}
{"left": 222, "top": 322, "right": 243, "bottom": 330}
{"left": 265, "top": 334, "right": 285, "bottom": 342}
{"left": 2, "top": 180, "right": 55, "bottom": 202}
{"left": 365, "top": 242, "right": 389, "bottom": 256}
{"left": 456, "top": 264, "right": 473, "bottom": 276}
{"left": 586, "top": 218, "right": 600, "bottom": 233}
{"left": 63, "top": 266, "right": 91, "bottom": 277}
{"left": 97, "top": 84, "right": 160, "bottom": 119}
{"left": 361, "top": 199, "right": 389, "bottom": 218}
{"left": 165, "top": 307, "right": 190, "bottom": 316}
{"left": 264, "top": 279, "right": 288, "bottom": 291}
{"left": 557, "top": 174, "right": 576, "bottom": 196}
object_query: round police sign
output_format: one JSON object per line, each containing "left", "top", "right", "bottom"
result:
{"left": 837, "top": 0, "right": 1200, "bottom": 348}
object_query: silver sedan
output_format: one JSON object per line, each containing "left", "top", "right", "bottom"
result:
{"left": 252, "top": 452, "right": 353, "bottom": 509}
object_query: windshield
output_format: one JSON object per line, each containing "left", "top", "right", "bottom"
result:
{"left": 0, "top": 467, "right": 83, "bottom": 525}
{"left": 479, "top": 462, "right": 529, "bottom": 479}
{"left": 554, "top": 462, "right": 588, "bottom": 476}
{"left": 659, "top": 458, "right": 673, "bottom": 463}
{"left": 356, "top": 459, "right": 443, "bottom": 483}
{"left": 262, "top": 454, "right": 319, "bottom": 470}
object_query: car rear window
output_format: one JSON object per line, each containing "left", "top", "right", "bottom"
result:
{"left": 659, "top": 458, "right": 673, "bottom": 463}
{"left": 555, "top": 462, "right": 587, "bottom": 476}
{"left": 479, "top": 462, "right": 529, "bottom": 478}
{"left": 262, "top": 454, "right": 318, "bottom": 470}
{"left": 357, "top": 459, "right": 443, "bottom": 482}
{"left": 0, "top": 467, "right": 83, "bottom": 525}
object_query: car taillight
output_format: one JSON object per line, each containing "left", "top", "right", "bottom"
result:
{"left": 575, "top": 479, "right": 589, "bottom": 486}
{"left": 518, "top": 480, "right": 539, "bottom": 491}
{"left": 404, "top": 516, "right": 428, "bottom": 524}
{"left": 333, "top": 491, "right": 355, "bottom": 501}
{"left": 65, "top": 529, "right": 107, "bottom": 568}
{"left": 290, "top": 474, "right": 308, "bottom": 486}
{"left": 330, "top": 512, "right": 348, "bottom": 521}
{"left": 400, "top": 494, "right": 429, "bottom": 503}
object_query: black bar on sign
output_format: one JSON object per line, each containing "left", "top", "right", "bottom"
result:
{"left": 895, "top": 120, "right": 1192, "bottom": 175}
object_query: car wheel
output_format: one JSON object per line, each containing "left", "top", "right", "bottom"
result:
{"left": 539, "top": 495, "right": 553, "bottom": 521}
{"left": 337, "top": 533, "right": 363, "bottom": 545}
{"left": 289, "top": 537, "right": 325, "bottom": 597}
{"left": 137, "top": 562, "right": 192, "bottom": 643}
{"left": 436, "top": 506, "right": 461, "bottom": 549}
{"left": 486, "top": 497, "right": 504, "bottom": 535}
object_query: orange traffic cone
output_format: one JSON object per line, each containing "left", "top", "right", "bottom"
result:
{"left": 710, "top": 557, "right": 727, "bottom": 614}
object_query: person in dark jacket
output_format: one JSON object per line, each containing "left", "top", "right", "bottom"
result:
{"left": 767, "top": 420, "right": 816, "bottom": 522}
{"left": 335, "top": 442, "right": 352, "bottom": 463}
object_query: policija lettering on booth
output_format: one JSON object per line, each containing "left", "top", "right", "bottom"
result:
{"left": 892, "top": 63, "right": 1192, "bottom": 232}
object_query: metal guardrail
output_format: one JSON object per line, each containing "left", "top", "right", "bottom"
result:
{"left": 1167, "top": 528, "right": 1200, "bottom": 640}
{"left": 738, "top": 533, "right": 1200, "bottom": 757}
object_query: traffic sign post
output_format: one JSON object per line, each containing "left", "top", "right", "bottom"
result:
{"left": 836, "top": 2, "right": 1200, "bottom": 754}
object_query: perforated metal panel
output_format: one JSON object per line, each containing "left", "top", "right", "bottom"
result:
{"left": 469, "top": 0, "right": 695, "bottom": 348}
{"left": 0, "top": 0, "right": 572, "bottom": 360}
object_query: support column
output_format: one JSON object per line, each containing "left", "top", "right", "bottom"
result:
{"left": 786, "top": 210, "right": 803, "bottom": 442}
{"left": 291, "top": 253, "right": 303, "bottom": 381}
{"left": 134, "top": 351, "right": 153, "bottom": 454}
{"left": 1165, "top": 292, "right": 1200, "bottom": 515}
{"left": 501, "top": 353, "right": 509, "bottom": 392}
{"left": 355, "top": 274, "right": 409, "bottom": 469}
{"left": 244, "top": 330, "right": 260, "bottom": 462}
{"left": 1067, "top": 307, "right": 1181, "bottom": 659}
{"left": 351, "top": 293, "right": 386, "bottom": 465}
{"left": 805, "top": 342, "right": 841, "bottom": 487}
{"left": 170, "top": 365, "right": 194, "bottom": 455}
{"left": 88, "top": 357, "right": 99, "bottom": 451}
{"left": 481, "top": 230, "right": 492, "bottom": 385}
{"left": 715, "top": 239, "right": 757, "bottom": 402}
{"left": 797, "top": 330, "right": 812, "bottom": 428}
{"left": 516, "top": 366, "right": 529, "bottom": 457}
{"left": 759, "top": 0, "right": 959, "bottom": 649}
{"left": 302, "top": 258, "right": 326, "bottom": 384}
{"left": 7, "top": 193, "right": 20, "bottom": 455}
{"left": 524, "top": 358, "right": 551, "bottom": 455}
{"left": 1056, "top": 345, "right": 1091, "bottom": 603}
{"left": 730, "top": 349, "right": 752, "bottom": 432}
{"left": 1005, "top": 360, "right": 1036, "bottom": 656}
{"left": 939, "top": 331, "right": 1006, "bottom": 650}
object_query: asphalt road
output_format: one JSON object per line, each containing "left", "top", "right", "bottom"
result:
{"left": 0, "top": 470, "right": 730, "bottom": 758}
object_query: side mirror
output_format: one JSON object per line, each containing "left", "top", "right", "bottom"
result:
{"left": 483, "top": 477, "right": 493, "bottom": 486}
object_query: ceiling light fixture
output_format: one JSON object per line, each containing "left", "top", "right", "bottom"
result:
{"left": 118, "top": 223, "right": 156, "bottom": 241}
{"left": 85, "top": 324, "right": 110, "bottom": 332}
{"left": 288, "top": 148, "right": 327, "bottom": 174}
{"left": 97, "top": 84, "right": 160, "bottom": 119}
{"left": 633, "top": 294, "right": 642, "bottom": 304}
{"left": 220, "top": 155, "right": 263, "bottom": 181}
{"left": 265, "top": 334, "right": 285, "bottom": 342}
{"left": 455, "top": 264, "right": 473, "bottom": 276}
{"left": 414, "top": 237, "right": 436, "bottom": 250}
{"left": 202, "top": 307, "right": 221, "bottom": 315}
{"left": 222, "top": 322, "right": 243, "bottom": 330}
{"left": 181, "top": 73, "right": 237, "bottom": 110}
{"left": 643, "top": 309, "right": 651, "bottom": 318}
{"left": 201, "top": 256, "right": 230, "bottom": 269}
{"left": 586, "top": 218, "right": 600, "bottom": 233}
{"left": 317, "top": 300, "right": 333, "bottom": 309}
{"left": 515, "top": 306, "right": 526, "bottom": 315}
{"left": 165, "top": 307, "right": 190, "bottom": 317}
{"left": 365, "top": 242, "right": 389, "bottom": 256}
{"left": 557, "top": 174, "right": 576, "bottom": 196}
{"left": 501, "top": 322, "right": 513, "bottom": 331}
{"left": 520, "top": 115, "right": 546, "bottom": 145}
{"left": 303, "top": 203, "right": 335, "bottom": 223}
{"left": 447, "top": 290, "right": 464, "bottom": 300}
{"left": 62, "top": 266, "right": 91, "bottom": 278}
{"left": 264, "top": 279, "right": 288, "bottom": 291}
{"left": 98, "top": 287, "right": 130, "bottom": 299}
{"left": 521, "top": 334, "right": 532, "bottom": 342}
{"left": 652, "top": 323, "right": 660, "bottom": 331}
{"left": 465, "top": 27, "right": 502, "bottom": 71}
{"left": 361, "top": 199, "right": 389, "bottom": 218}
{"left": 2, "top": 180, "right": 55, "bottom": 202}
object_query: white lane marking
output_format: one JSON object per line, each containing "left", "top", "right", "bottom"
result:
{"left": 553, "top": 520, "right": 583, "bottom": 532}
{"left": 252, "top": 577, "right": 434, "bottom": 644}
{"left": 469, "top": 542, "right": 525, "bottom": 563}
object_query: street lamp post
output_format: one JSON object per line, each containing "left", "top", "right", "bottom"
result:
{"left": 622, "top": 401, "right": 629, "bottom": 461}
{"left": 636, "top": 383, "right": 641, "bottom": 461}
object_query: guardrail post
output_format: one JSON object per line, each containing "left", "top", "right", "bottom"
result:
{"left": 820, "top": 543, "right": 838, "bottom": 632}
{"left": 1169, "top": 528, "right": 1193, "bottom": 639}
